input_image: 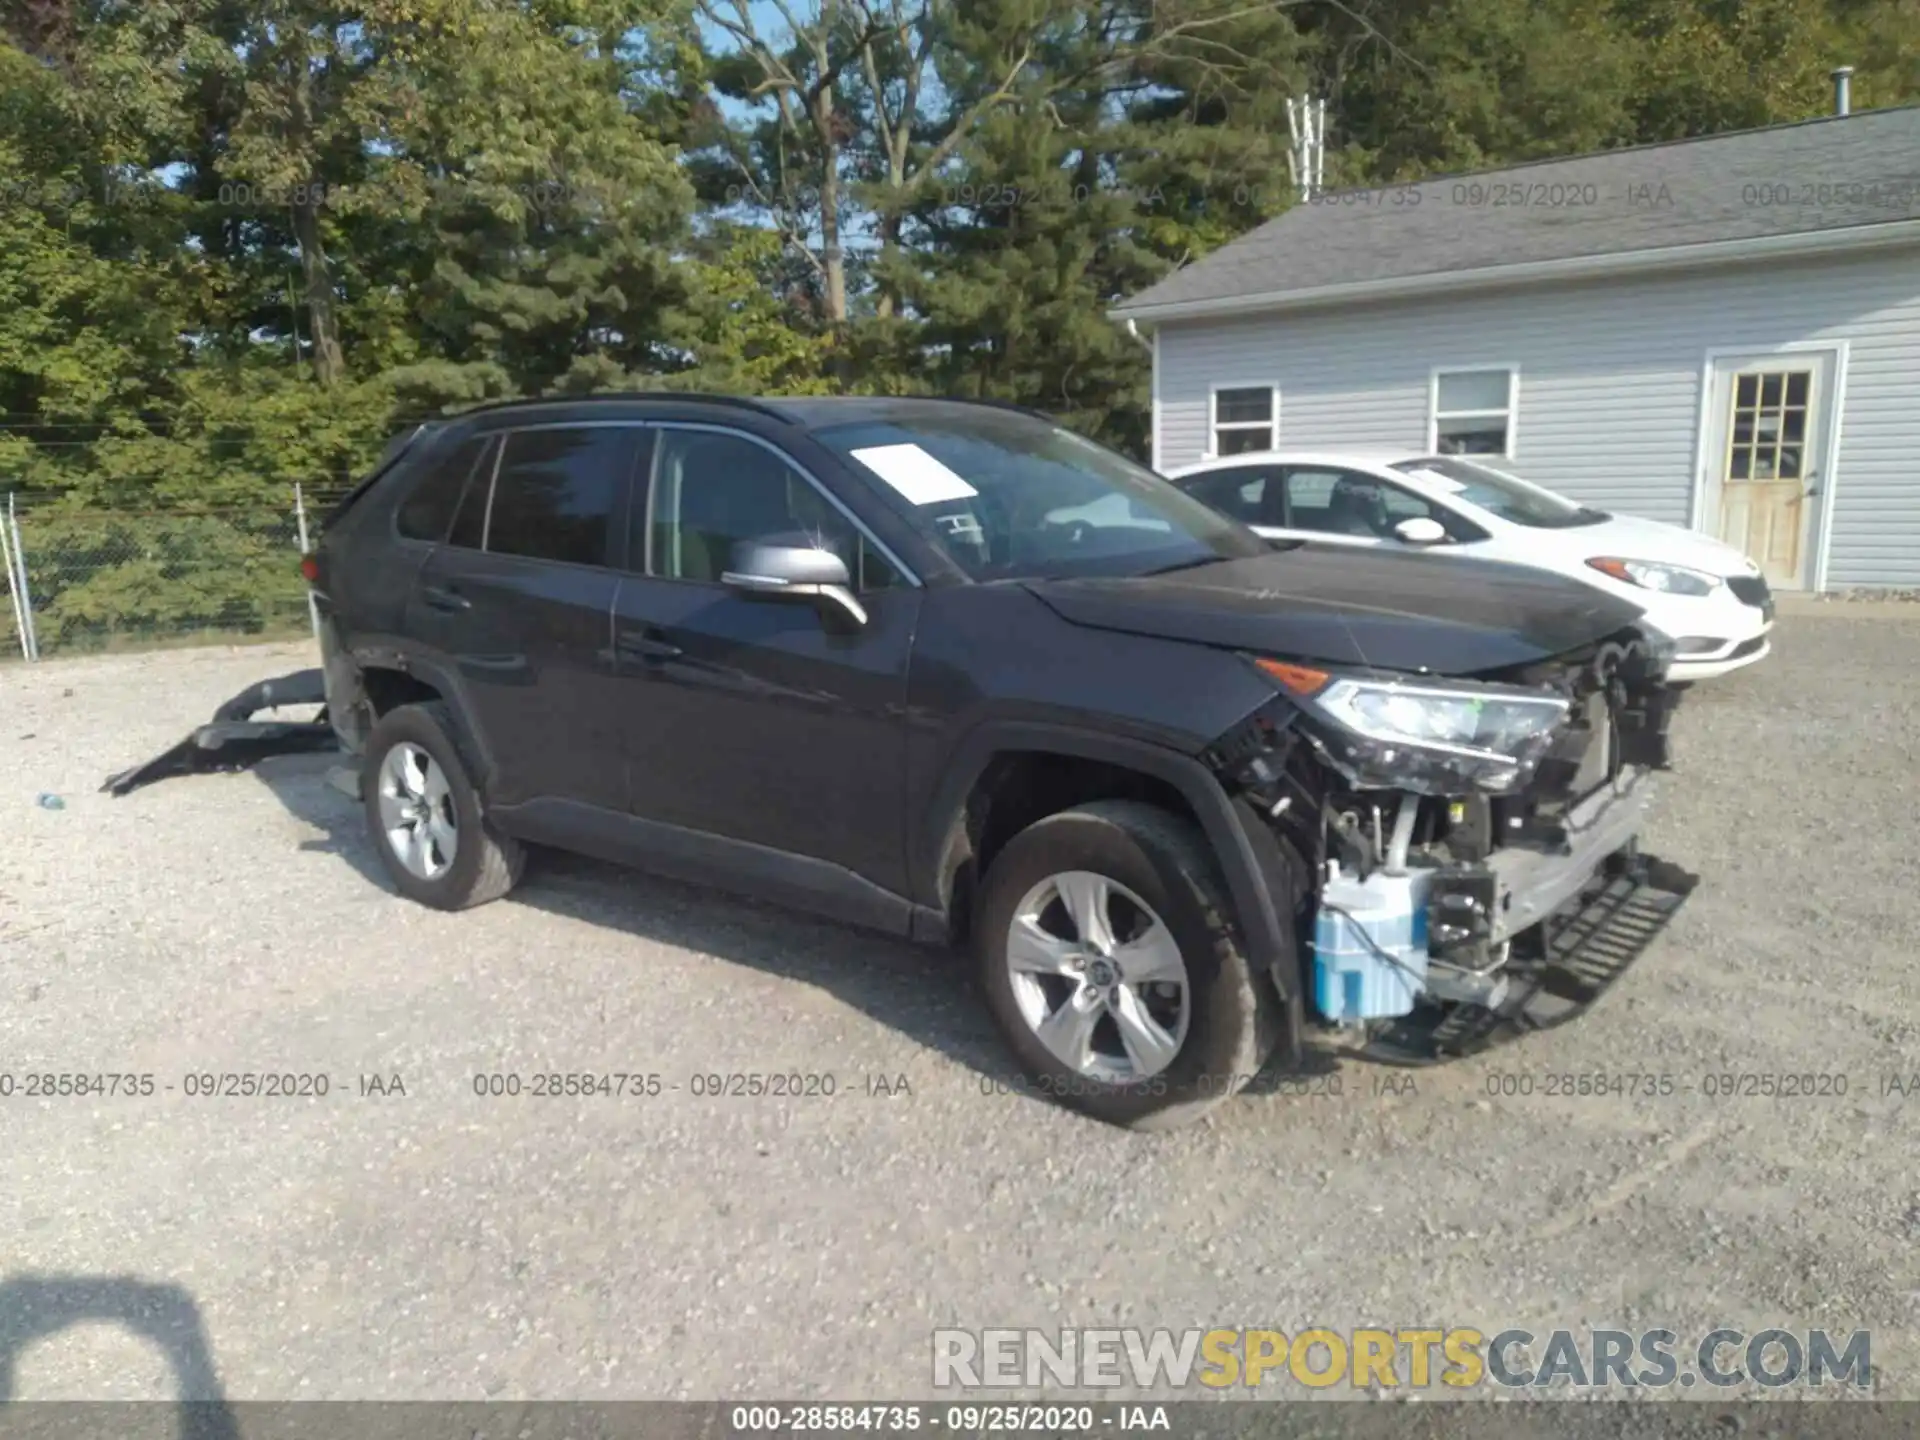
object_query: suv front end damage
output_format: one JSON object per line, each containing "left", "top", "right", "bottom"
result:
{"left": 1202, "top": 626, "right": 1697, "bottom": 1061}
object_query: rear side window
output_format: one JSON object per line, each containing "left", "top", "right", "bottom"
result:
{"left": 1182, "top": 465, "right": 1278, "bottom": 525}
{"left": 396, "top": 435, "right": 488, "bottom": 542}
{"left": 484, "top": 426, "right": 640, "bottom": 567}
{"left": 446, "top": 437, "right": 498, "bottom": 551}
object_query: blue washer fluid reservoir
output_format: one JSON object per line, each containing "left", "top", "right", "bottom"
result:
{"left": 1312, "top": 866, "right": 1433, "bottom": 1023}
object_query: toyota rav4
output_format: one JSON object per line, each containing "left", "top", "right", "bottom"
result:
{"left": 309, "top": 394, "right": 1695, "bottom": 1129}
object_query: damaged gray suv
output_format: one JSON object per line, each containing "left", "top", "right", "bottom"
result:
{"left": 289, "top": 393, "right": 1695, "bottom": 1129}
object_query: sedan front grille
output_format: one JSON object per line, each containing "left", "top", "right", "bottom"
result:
{"left": 1727, "top": 574, "right": 1771, "bottom": 608}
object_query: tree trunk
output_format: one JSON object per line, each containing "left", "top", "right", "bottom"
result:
{"left": 873, "top": 120, "right": 911, "bottom": 320}
{"left": 285, "top": 30, "right": 343, "bottom": 386}
{"left": 812, "top": 91, "right": 847, "bottom": 323}
{"left": 873, "top": 218, "right": 898, "bottom": 320}
{"left": 290, "top": 195, "right": 345, "bottom": 385}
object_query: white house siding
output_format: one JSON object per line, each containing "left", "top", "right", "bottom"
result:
{"left": 1153, "top": 246, "right": 1920, "bottom": 589}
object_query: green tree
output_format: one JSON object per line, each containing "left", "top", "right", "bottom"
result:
{"left": 876, "top": 0, "right": 1300, "bottom": 452}
{"left": 352, "top": 0, "right": 696, "bottom": 404}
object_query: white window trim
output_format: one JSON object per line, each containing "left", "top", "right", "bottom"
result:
{"left": 1427, "top": 365, "right": 1520, "bottom": 457}
{"left": 1149, "top": 328, "right": 1162, "bottom": 472}
{"left": 1206, "top": 382, "right": 1281, "bottom": 458}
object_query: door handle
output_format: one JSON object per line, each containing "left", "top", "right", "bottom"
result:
{"left": 421, "top": 584, "right": 470, "bottom": 613}
{"left": 617, "top": 628, "right": 683, "bottom": 663}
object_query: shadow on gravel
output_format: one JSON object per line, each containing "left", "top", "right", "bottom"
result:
{"left": 248, "top": 754, "right": 1043, "bottom": 1094}
{"left": 249, "top": 752, "right": 1340, "bottom": 1115}
{"left": 239, "top": 755, "right": 1405, "bottom": 1129}
{"left": 0, "top": 1272, "right": 238, "bottom": 1436}
{"left": 252, "top": 753, "right": 391, "bottom": 890}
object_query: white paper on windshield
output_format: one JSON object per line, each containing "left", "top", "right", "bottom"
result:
{"left": 850, "top": 443, "right": 979, "bottom": 504}
{"left": 1406, "top": 468, "right": 1466, "bottom": 494}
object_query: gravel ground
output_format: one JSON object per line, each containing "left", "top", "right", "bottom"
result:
{"left": 1, "top": 616, "right": 1917, "bottom": 1406}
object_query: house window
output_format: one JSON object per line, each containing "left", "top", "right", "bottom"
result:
{"left": 1728, "top": 370, "right": 1810, "bottom": 481}
{"left": 1211, "top": 386, "right": 1277, "bottom": 456}
{"left": 1431, "top": 369, "right": 1515, "bottom": 456}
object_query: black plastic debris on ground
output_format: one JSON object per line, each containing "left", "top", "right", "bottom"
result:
{"left": 101, "top": 669, "right": 340, "bottom": 798}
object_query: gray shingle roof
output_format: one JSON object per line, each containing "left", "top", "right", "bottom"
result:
{"left": 1115, "top": 106, "right": 1920, "bottom": 317}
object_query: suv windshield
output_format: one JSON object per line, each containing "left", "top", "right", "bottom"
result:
{"left": 1391, "top": 456, "right": 1608, "bottom": 529}
{"left": 814, "top": 411, "right": 1269, "bottom": 580}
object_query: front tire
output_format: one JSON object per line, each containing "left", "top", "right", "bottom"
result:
{"left": 975, "top": 800, "right": 1283, "bottom": 1131}
{"left": 362, "top": 702, "right": 524, "bottom": 911}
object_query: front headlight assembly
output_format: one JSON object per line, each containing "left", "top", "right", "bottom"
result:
{"left": 1585, "top": 556, "right": 1720, "bottom": 596}
{"left": 1253, "top": 658, "right": 1571, "bottom": 795}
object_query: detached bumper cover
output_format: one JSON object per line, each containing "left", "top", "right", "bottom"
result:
{"left": 101, "top": 669, "right": 339, "bottom": 797}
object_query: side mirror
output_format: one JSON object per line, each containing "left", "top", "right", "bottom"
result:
{"left": 722, "top": 535, "right": 868, "bottom": 627}
{"left": 1393, "top": 516, "right": 1448, "bottom": 546}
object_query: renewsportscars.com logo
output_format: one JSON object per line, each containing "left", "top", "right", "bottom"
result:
{"left": 932, "top": 1327, "right": 1872, "bottom": 1392}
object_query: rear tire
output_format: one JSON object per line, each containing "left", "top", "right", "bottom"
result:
{"left": 362, "top": 702, "right": 524, "bottom": 911}
{"left": 975, "top": 800, "right": 1283, "bottom": 1131}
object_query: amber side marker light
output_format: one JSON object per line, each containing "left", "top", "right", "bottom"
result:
{"left": 1253, "top": 657, "right": 1330, "bottom": 696}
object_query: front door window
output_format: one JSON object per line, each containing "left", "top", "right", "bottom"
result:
{"left": 1285, "top": 469, "right": 1442, "bottom": 539}
{"left": 649, "top": 429, "right": 902, "bottom": 590}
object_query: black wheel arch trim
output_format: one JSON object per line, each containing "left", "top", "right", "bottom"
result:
{"left": 347, "top": 642, "right": 501, "bottom": 795}
{"left": 919, "top": 722, "right": 1297, "bottom": 1001}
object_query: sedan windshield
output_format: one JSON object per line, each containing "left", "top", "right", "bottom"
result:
{"left": 1391, "top": 456, "right": 1607, "bottom": 529}
{"left": 814, "top": 411, "right": 1270, "bottom": 581}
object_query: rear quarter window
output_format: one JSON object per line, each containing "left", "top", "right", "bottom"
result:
{"left": 323, "top": 423, "right": 437, "bottom": 529}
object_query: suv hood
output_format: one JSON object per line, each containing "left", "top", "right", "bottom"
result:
{"left": 1023, "top": 544, "right": 1648, "bottom": 676}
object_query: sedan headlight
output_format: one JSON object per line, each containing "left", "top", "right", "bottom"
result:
{"left": 1253, "top": 658, "right": 1571, "bottom": 795}
{"left": 1585, "top": 556, "right": 1720, "bottom": 596}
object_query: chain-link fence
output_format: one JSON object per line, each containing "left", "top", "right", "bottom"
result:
{"left": 0, "top": 485, "right": 351, "bottom": 661}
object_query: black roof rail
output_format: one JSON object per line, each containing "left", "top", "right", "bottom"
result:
{"left": 941, "top": 396, "right": 1054, "bottom": 422}
{"left": 433, "top": 390, "right": 1064, "bottom": 426}
{"left": 438, "top": 390, "right": 804, "bottom": 425}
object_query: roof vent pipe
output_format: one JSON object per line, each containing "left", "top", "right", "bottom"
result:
{"left": 1832, "top": 65, "right": 1854, "bottom": 116}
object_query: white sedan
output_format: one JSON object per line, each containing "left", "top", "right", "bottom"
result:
{"left": 1166, "top": 449, "right": 1773, "bottom": 682}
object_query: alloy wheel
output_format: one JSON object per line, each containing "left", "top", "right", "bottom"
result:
{"left": 376, "top": 741, "right": 459, "bottom": 881}
{"left": 1005, "top": 870, "right": 1191, "bottom": 1081}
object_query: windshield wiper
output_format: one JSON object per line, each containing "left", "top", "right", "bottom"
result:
{"left": 1140, "top": 555, "right": 1226, "bottom": 577}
